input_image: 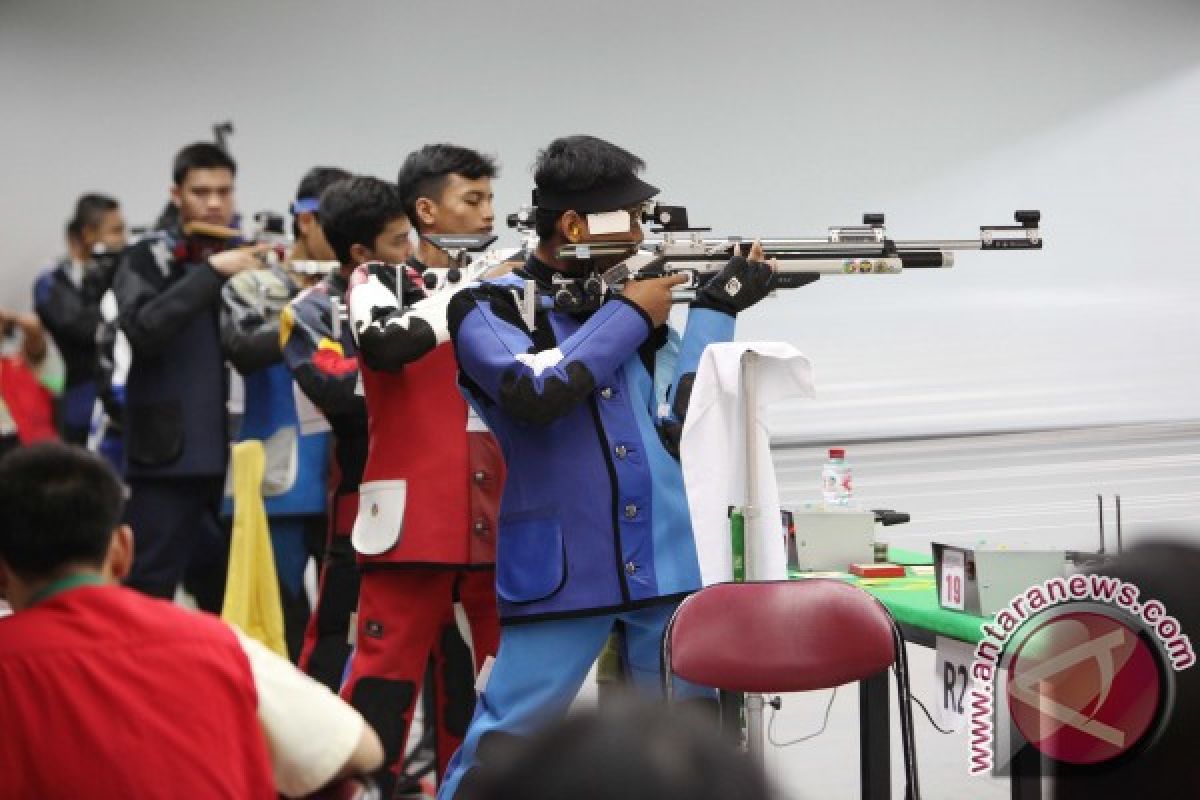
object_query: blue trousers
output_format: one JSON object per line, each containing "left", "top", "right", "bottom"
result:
{"left": 266, "top": 516, "right": 311, "bottom": 598}
{"left": 269, "top": 515, "right": 326, "bottom": 662}
{"left": 97, "top": 430, "right": 124, "bottom": 475}
{"left": 437, "top": 600, "right": 708, "bottom": 800}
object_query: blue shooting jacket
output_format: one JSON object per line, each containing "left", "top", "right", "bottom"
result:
{"left": 448, "top": 262, "right": 735, "bottom": 622}
{"left": 233, "top": 363, "right": 330, "bottom": 517}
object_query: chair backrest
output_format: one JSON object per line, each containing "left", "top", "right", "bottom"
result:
{"left": 666, "top": 579, "right": 897, "bottom": 693}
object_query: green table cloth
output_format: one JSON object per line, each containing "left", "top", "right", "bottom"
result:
{"left": 788, "top": 545, "right": 988, "bottom": 645}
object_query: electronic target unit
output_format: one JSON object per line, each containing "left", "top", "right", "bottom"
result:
{"left": 932, "top": 542, "right": 1066, "bottom": 617}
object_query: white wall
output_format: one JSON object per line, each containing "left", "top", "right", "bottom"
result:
{"left": 3, "top": 0, "right": 1198, "bottom": 437}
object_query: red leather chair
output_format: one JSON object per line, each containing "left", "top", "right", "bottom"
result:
{"left": 664, "top": 579, "right": 920, "bottom": 799}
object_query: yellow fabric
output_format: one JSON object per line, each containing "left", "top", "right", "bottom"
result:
{"left": 595, "top": 631, "right": 623, "bottom": 684}
{"left": 316, "top": 336, "right": 344, "bottom": 356}
{"left": 221, "top": 440, "right": 288, "bottom": 658}
{"left": 278, "top": 304, "right": 295, "bottom": 348}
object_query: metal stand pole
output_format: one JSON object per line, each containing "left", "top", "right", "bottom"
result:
{"left": 742, "top": 352, "right": 761, "bottom": 580}
{"left": 745, "top": 692, "right": 766, "bottom": 761}
{"left": 740, "top": 352, "right": 767, "bottom": 763}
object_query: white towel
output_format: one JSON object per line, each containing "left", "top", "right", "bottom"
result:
{"left": 682, "top": 342, "right": 815, "bottom": 584}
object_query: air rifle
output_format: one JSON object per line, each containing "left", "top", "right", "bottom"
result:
{"left": 417, "top": 233, "right": 498, "bottom": 291}
{"left": 509, "top": 204, "right": 1043, "bottom": 306}
{"left": 181, "top": 212, "right": 291, "bottom": 266}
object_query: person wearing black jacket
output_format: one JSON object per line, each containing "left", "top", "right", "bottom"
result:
{"left": 113, "top": 142, "right": 265, "bottom": 609}
{"left": 33, "top": 194, "right": 127, "bottom": 444}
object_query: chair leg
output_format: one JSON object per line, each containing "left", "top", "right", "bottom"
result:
{"left": 891, "top": 624, "right": 921, "bottom": 800}
{"left": 859, "top": 673, "right": 891, "bottom": 800}
{"left": 717, "top": 690, "right": 745, "bottom": 744}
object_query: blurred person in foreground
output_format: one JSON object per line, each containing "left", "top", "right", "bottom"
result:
{"left": 1051, "top": 537, "right": 1200, "bottom": 797}
{"left": 0, "top": 442, "right": 383, "bottom": 798}
{"left": 464, "top": 700, "right": 777, "bottom": 800}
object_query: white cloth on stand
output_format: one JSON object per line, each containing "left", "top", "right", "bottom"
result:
{"left": 682, "top": 342, "right": 815, "bottom": 585}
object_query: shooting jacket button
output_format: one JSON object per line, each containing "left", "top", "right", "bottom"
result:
{"left": 473, "top": 519, "right": 488, "bottom": 536}
{"left": 473, "top": 470, "right": 486, "bottom": 483}
{"left": 624, "top": 503, "right": 639, "bottom": 519}
{"left": 600, "top": 387, "right": 614, "bottom": 400}
{"left": 614, "top": 444, "right": 628, "bottom": 459}
{"left": 625, "top": 561, "right": 638, "bottom": 576}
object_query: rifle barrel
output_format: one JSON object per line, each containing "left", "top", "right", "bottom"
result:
{"left": 675, "top": 237, "right": 1002, "bottom": 254}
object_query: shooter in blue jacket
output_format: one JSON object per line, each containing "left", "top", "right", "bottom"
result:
{"left": 438, "top": 135, "right": 774, "bottom": 798}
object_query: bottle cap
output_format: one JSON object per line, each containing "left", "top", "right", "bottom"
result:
{"left": 829, "top": 448, "right": 845, "bottom": 459}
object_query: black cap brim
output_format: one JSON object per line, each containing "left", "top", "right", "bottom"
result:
{"left": 534, "top": 174, "right": 660, "bottom": 214}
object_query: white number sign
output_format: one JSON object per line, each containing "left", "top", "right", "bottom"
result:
{"left": 934, "top": 636, "right": 976, "bottom": 731}
{"left": 940, "top": 548, "right": 966, "bottom": 611}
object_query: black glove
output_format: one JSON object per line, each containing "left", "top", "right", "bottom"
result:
{"left": 691, "top": 256, "right": 773, "bottom": 315}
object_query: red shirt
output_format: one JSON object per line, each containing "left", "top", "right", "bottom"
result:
{"left": 0, "top": 355, "right": 57, "bottom": 444}
{"left": 0, "top": 584, "right": 276, "bottom": 798}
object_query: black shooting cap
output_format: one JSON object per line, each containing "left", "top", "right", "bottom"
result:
{"left": 533, "top": 172, "right": 660, "bottom": 214}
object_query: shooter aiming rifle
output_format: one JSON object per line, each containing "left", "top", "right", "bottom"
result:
{"left": 507, "top": 203, "right": 1043, "bottom": 313}
{"left": 293, "top": 230, "right": 525, "bottom": 283}
{"left": 178, "top": 213, "right": 289, "bottom": 264}
{"left": 326, "top": 233, "right": 522, "bottom": 339}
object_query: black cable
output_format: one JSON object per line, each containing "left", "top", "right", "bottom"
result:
{"left": 767, "top": 688, "right": 838, "bottom": 746}
{"left": 909, "top": 691, "right": 955, "bottom": 735}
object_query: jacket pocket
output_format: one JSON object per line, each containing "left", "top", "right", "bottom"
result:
{"left": 496, "top": 514, "right": 567, "bottom": 604}
{"left": 126, "top": 401, "right": 184, "bottom": 468}
{"left": 222, "top": 426, "right": 299, "bottom": 500}
{"left": 260, "top": 425, "right": 299, "bottom": 497}
{"left": 352, "top": 480, "right": 407, "bottom": 556}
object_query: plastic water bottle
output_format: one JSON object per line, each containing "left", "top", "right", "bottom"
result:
{"left": 821, "top": 448, "right": 853, "bottom": 508}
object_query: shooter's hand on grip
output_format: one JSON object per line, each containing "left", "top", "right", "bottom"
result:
{"left": 621, "top": 273, "right": 689, "bottom": 328}
{"left": 693, "top": 240, "right": 776, "bottom": 315}
{"left": 209, "top": 243, "right": 271, "bottom": 278}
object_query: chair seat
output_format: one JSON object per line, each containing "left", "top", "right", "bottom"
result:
{"left": 667, "top": 579, "right": 897, "bottom": 693}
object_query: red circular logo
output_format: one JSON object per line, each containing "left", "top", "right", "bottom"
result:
{"left": 1006, "top": 611, "right": 1162, "bottom": 765}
